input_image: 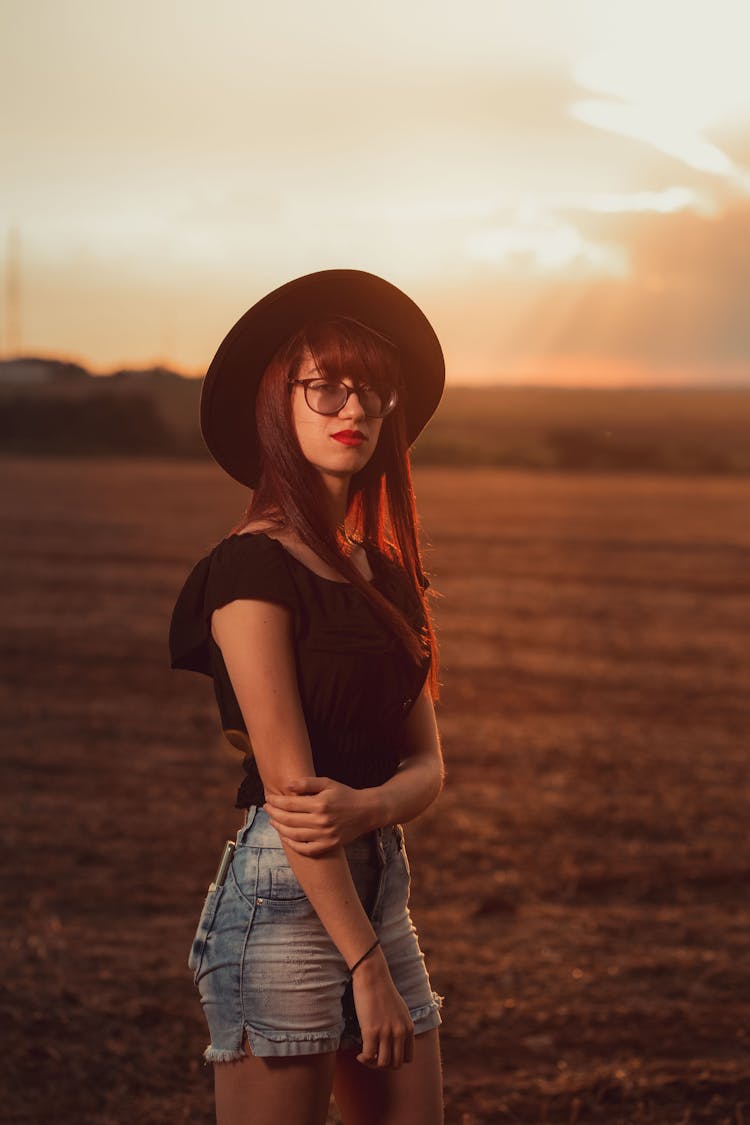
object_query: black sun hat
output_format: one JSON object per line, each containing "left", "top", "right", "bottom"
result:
{"left": 199, "top": 268, "right": 445, "bottom": 488}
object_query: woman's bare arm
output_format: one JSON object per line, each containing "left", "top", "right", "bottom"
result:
{"left": 210, "top": 597, "right": 415, "bottom": 1068}
{"left": 211, "top": 598, "right": 380, "bottom": 966}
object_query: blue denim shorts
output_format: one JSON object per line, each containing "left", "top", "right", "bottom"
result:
{"left": 188, "top": 805, "right": 443, "bottom": 1063}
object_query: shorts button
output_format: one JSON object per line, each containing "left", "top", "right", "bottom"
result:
{"left": 256, "top": 897, "right": 264, "bottom": 905}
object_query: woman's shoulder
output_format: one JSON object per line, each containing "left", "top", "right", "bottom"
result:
{"left": 213, "top": 527, "right": 286, "bottom": 558}
{"left": 168, "top": 529, "right": 297, "bottom": 674}
{"left": 205, "top": 529, "right": 298, "bottom": 607}
{"left": 182, "top": 528, "right": 291, "bottom": 585}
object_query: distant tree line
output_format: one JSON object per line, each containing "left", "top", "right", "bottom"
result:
{"left": 411, "top": 427, "right": 744, "bottom": 473}
{"left": 0, "top": 392, "right": 198, "bottom": 456}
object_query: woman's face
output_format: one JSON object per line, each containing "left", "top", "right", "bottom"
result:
{"left": 290, "top": 349, "right": 385, "bottom": 479}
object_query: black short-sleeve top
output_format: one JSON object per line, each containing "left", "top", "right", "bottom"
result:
{"left": 168, "top": 532, "right": 431, "bottom": 809}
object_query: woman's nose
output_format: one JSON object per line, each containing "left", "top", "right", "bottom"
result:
{"left": 339, "top": 388, "right": 366, "bottom": 421}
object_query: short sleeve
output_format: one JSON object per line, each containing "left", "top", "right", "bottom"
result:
{"left": 168, "top": 534, "right": 297, "bottom": 676}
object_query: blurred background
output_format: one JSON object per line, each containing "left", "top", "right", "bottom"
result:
{"left": 2, "top": 1, "right": 749, "bottom": 1122}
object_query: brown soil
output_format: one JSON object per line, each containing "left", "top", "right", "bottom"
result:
{"left": 2, "top": 457, "right": 749, "bottom": 1124}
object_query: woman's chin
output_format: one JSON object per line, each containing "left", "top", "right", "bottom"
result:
{"left": 308, "top": 450, "right": 373, "bottom": 477}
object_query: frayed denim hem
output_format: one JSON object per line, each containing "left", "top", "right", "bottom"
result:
{"left": 414, "top": 990, "right": 444, "bottom": 1021}
{"left": 411, "top": 991, "right": 444, "bottom": 1035}
{"left": 203, "top": 1044, "right": 246, "bottom": 1064}
{"left": 402, "top": 988, "right": 445, "bottom": 1038}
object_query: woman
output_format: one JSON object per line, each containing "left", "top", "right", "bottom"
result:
{"left": 169, "top": 269, "right": 446, "bottom": 1125}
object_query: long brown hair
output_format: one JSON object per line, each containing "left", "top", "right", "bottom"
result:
{"left": 228, "top": 315, "right": 440, "bottom": 699}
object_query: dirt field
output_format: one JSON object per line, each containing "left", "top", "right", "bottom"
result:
{"left": 2, "top": 457, "right": 749, "bottom": 1124}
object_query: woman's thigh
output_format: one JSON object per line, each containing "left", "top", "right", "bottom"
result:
{"left": 332, "top": 1027, "right": 444, "bottom": 1125}
{"left": 214, "top": 1035, "right": 337, "bottom": 1125}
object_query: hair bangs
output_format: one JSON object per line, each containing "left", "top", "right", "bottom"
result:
{"left": 302, "top": 316, "right": 401, "bottom": 393}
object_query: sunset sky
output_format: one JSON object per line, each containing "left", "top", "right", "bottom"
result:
{"left": 2, "top": 0, "right": 749, "bottom": 385}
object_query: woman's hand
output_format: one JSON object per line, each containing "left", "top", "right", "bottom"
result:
{"left": 263, "top": 776, "right": 379, "bottom": 855}
{"left": 351, "top": 947, "right": 415, "bottom": 1069}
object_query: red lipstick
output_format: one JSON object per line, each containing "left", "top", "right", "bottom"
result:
{"left": 332, "top": 430, "right": 365, "bottom": 446}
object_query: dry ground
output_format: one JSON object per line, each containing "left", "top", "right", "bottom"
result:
{"left": 1, "top": 457, "right": 749, "bottom": 1124}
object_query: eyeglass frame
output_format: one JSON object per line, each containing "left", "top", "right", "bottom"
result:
{"left": 287, "top": 377, "right": 399, "bottom": 419}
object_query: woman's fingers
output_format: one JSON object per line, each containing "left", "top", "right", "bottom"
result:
{"left": 266, "top": 817, "right": 338, "bottom": 846}
{"left": 375, "top": 1036, "right": 392, "bottom": 1070}
{"left": 263, "top": 800, "right": 325, "bottom": 820}
{"left": 357, "top": 1033, "right": 380, "bottom": 1068}
{"left": 383, "top": 1022, "right": 413, "bottom": 1069}
{"left": 264, "top": 777, "right": 332, "bottom": 809}
{"left": 265, "top": 809, "right": 332, "bottom": 831}
{"left": 356, "top": 1027, "right": 415, "bottom": 1070}
{"left": 264, "top": 796, "right": 319, "bottom": 814}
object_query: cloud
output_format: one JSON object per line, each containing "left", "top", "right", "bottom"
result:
{"left": 413, "top": 200, "right": 750, "bottom": 382}
{"left": 571, "top": 98, "right": 740, "bottom": 179}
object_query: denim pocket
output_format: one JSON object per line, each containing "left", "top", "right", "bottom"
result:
{"left": 187, "top": 883, "right": 225, "bottom": 984}
{"left": 269, "top": 864, "right": 308, "bottom": 901}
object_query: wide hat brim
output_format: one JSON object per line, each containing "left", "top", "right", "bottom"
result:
{"left": 199, "top": 268, "right": 445, "bottom": 488}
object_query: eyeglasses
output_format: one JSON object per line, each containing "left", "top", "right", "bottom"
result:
{"left": 288, "top": 378, "right": 398, "bottom": 419}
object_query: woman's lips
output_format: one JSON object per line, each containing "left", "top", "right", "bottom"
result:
{"left": 331, "top": 432, "right": 365, "bottom": 446}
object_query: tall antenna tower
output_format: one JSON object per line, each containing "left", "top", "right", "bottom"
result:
{"left": 5, "top": 225, "right": 22, "bottom": 358}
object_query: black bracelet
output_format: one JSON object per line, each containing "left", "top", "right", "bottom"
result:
{"left": 348, "top": 938, "right": 380, "bottom": 976}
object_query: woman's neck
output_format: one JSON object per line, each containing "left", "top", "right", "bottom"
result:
{"left": 317, "top": 472, "right": 351, "bottom": 533}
